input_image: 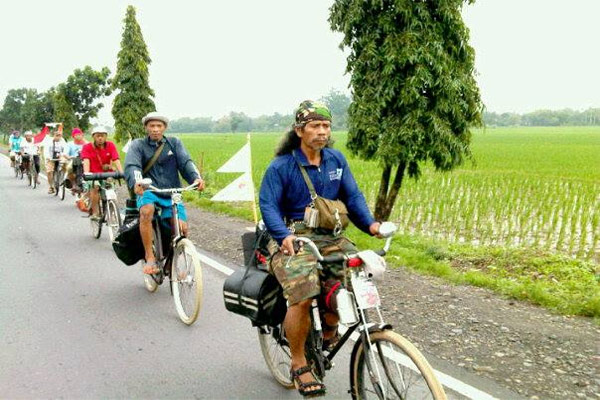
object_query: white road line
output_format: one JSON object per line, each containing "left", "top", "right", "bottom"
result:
{"left": 1, "top": 152, "right": 498, "bottom": 400}
{"left": 197, "top": 251, "right": 235, "bottom": 276}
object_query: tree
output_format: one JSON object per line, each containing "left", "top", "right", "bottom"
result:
{"left": 20, "top": 88, "right": 56, "bottom": 130}
{"left": 53, "top": 89, "right": 78, "bottom": 133}
{"left": 0, "top": 88, "right": 31, "bottom": 131}
{"left": 60, "top": 66, "right": 112, "bottom": 132}
{"left": 229, "top": 111, "right": 252, "bottom": 132}
{"left": 320, "top": 88, "right": 351, "bottom": 129}
{"left": 112, "top": 5, "right": 156, "bottom": 142}
{"left": 330, "top": 0, "right": 483, "bottom": 220}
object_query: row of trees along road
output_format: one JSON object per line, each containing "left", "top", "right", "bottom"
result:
{"left": 2, "top": 2, "right": 484, "bottom": 223}
{"left": 0, "top": 66, "right": 111, "bottom": 135}
{"left": 0, "top": 5, "right": 153, "bottom": 141}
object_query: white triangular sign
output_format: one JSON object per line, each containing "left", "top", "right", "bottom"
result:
{"left": 217, "top": 143, "right": 250, "bottom": 173}
{"left": 211, "top": 171, "right": 254, "bottom": 202}
{"left": 122, "top": 138, "right": 132, "bottom": 153}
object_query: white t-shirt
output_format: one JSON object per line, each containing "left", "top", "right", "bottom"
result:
{"left": 41, "top": 136, "right": 67, "bottom": 159}
{"left": 21, "top": 139, "right": 39, "bottom": 155}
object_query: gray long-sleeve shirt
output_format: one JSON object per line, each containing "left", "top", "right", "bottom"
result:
{"left": 124, "top": 136, "right": 200, "bottom": 196}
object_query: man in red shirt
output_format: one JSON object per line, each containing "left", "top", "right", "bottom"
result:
{"left": 80, "top": 125, "right": 123, "bottom": 219}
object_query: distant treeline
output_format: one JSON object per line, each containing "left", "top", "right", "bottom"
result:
{"left": 483, "top": 108, "right": 600, "bottom": 127}
{"left": 168, "top": 107, "right": 600, "bottom": 133}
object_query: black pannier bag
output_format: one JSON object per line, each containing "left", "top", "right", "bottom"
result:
{"left": 112, "top": 200, "right": 173, "bottom": 265}
{"left": 112, "top": 217, "right": 145, "bottom": 266}
{"left": 223, "top": 223, "right": 286, "bottom": 327}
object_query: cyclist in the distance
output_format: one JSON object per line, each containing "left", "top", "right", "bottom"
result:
{"left": 80, "top": 126, "right": 123, "bottom": 220}
{"left": 40, "top": 129, "right": 67, "bottom": 194}
{"left": 63, "top": 127, "right": 88, "bottom": 193}
{"left": 124, "top": 112, "right": 204, "bottom": 275}
{"left": 9, "top": 130, "right": 24, "bottom": 168}
{"left": 19, "top": 131, "right": 41, "bottom": 183}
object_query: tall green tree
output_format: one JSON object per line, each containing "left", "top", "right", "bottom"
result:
{"left": 53, "top": 89, "right": 78, "bottom": 134}
{"left": 60, "top": 66, "right": 112, "bottom": 132}
{"left": 330, "top": 0, "right": 484, "bottom": 220}
{"left": 112, "top": 5, "right": 156, "bottom": 142}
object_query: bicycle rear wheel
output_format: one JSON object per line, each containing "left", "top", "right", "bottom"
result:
{"left": 350, "top": 330, "right": 446, "bottom": 400}
{"left": 90, "top": 200, "right": 104, "bottom": 239}
{"left": 258, "top": 325, "right": 294, "bottom": 389}
{"left": 171, "top": 238, "right": 203, "bottom": 325}
{"left": 106, "top": 200, "right": 122, "bottom": 242}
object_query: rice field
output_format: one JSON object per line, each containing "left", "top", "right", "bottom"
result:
{"left": 176, "top": 127, "right": 600, "bottom": 263}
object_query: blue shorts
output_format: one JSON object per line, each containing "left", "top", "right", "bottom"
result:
{"left": 137, "top": 191, "right": 187, "bottom": 222}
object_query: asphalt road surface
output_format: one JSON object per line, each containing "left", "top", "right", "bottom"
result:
{"left": 0, "top": 156, "right": 520, "bottom": 400}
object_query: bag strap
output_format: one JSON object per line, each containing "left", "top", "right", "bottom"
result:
{"left": 93, "top": 144, "right": 107, "bottom": 168}
{"left": 292, "top": 151, "right": 318, "bottom": 202}
{"left": 143, "top": 142, "right": 165, "bottom": 175}
{"left": 127, "top": 140, "right": 165, "bottom": 200}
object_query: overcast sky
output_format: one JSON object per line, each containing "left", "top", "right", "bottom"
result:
{"left": 1, "top": 0, "right": 599, "bottom": 124}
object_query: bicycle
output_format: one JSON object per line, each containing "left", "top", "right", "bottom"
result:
{"left": 257, "top": 222, "right": 447, "bottom": 399}
{"left": 82, "top": 172, "right": 124, "bottom": 242}
{"left": 20, "top": 154, "right": 39, "bottom": 189}
{"left": 137, "top": 176, "right": 203, "bottom": 325}
{"left": 49, "top": 159, "right": 67, "bottom": 199}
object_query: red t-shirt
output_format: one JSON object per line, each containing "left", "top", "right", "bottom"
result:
{"left": 80, "top": 141, "right": 119, "bottom": 173}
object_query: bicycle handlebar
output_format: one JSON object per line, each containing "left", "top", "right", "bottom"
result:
{"left": 83, "top": 172, "right": 125, "bottom": 181}
{"left": 295, "top": 221, "right": 397, "bottom": 263}
{"left": 146, "top": 182, "right": 199, "bottom": 193}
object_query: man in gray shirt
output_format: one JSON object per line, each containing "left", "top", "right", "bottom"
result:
{"left": 124, "top": 112, "right": 205, "bottom": 274}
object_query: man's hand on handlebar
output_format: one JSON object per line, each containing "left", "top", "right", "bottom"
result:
{"left": 193, "top": 178, "right": 205, "bottom": 191}
{"left": 281, "top": 235, "right": 298, "bottom": 256}
{"left": 134, "top": 183, "right": 145, "bottom": 196}
{"left": 369, "top": 221, "right": 382, "bottom": 238}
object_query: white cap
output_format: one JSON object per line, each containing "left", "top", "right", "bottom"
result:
{"left": 142, "top": 111, "right": 169, "bottom": 126}
{"left": 91, "top": 125, "right": 109, "bottom": 135}
{"left": 24, "top": 130, "right": 33, "bottom": 136}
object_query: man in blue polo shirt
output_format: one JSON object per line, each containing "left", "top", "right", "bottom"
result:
{"left": 259, "top": 100, "right": 381, "bottom": 397}
{"left": 124, "top": 112, "right": 204, "bottom": 274}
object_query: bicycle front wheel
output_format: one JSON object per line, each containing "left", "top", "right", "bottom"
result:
{"left": 90, "top": 200, "right": 104, "bottom": 239}
{"left": 171, "top": 238, "right": 203, "bottom": 325}
{"left": 31, "top": 162, "right": 38, "bottom": 189}
{"left": 53, "top": 171, "right": 61, "bottom": 196}
{"left": 351, "top": 330, "right": 446, "bottom": 400}
{"left": 60, "top": 177, "right": 66, "bottom": 200}
{"left": 106, "top": 200, "right": 122, "bottom": 242}
{"left": 257, "top": 325, "right": 294, "bottom": 389}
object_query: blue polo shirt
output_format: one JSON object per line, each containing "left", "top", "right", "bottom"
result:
{"left": 259, "top": 147, "right": 375, "bottom": 244}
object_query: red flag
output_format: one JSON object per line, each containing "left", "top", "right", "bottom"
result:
{"left": 34, "top": 126, "right": 49, "bottom": 144}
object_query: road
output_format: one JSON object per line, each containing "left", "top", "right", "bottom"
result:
{"left": 0, "top": 156, "right": 519, "bottom": 399}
